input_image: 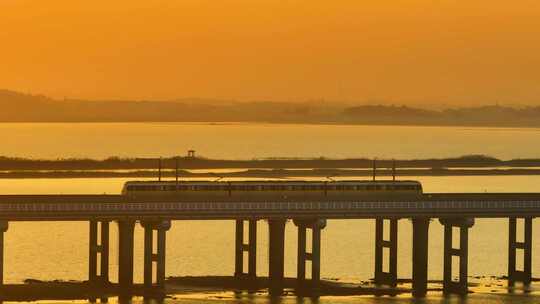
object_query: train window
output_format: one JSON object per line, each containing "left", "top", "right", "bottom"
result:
{"left": 122, "top": 182, "right": 426, "bottom": 192}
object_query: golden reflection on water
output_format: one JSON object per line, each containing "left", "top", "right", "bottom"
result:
{"left": 2, "top": 175, "right": 540, "bottom": 303}
{"left": 1, "top": 123, "right": 540, "bottom": 160}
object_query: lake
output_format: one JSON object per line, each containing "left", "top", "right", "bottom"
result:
{"left": 1, "top": 123, "right": 540, "bottom": 303}
{"left": 1, "top": 122, "right": 540, "bottom": 160}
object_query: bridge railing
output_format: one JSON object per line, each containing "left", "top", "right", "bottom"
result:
{"left": 0, "top": 200, "right": 540, "bottom": 214}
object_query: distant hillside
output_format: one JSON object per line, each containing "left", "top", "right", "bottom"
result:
{"left": 342, "top": 105, "right": 540, "bottom": 127}
{"left": 1, "top": 89, "right": 540, "bottom": 127}
{"left": 0, "top": 90, "right": 335, "bottom": 123}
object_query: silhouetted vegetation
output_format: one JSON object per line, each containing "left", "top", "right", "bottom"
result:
{"left": 1, "top": 154, "right": 540, "bottom": 171}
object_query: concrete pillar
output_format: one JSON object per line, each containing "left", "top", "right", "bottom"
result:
{"left": 89, "top": 221, "right": 110, "bottom": 286}
{"left": 312, "top": 222, "right": 321, "bottom": 286}
{"left": 249, "top": 220, "right": 258, "bottom": 277}
{"left": 142, "top": 220, "right": 172, "bottom": 290}
{"left": 374, "top": 218, "right": 398, "bottom": 287}
{"left": 297, "top": 222, "right": 307, "bottom": 283}
{"left": 118, "top": 220, "right": 135, "bottom": 291}
{"left": 268, "top": 219, "right": 286, "bottom": 295}
{"left": 89, "top": 221, "right": 97, "bottom": 284}
{"left": 412, "top": 218, "right": 430, "bottom": 297}
{"left": 0, "top": 221, "right": 8, "bottom": 286}
{"left": 294, "top": 219, "right": 326, "bottom": 294}
{"left": 234, "top": 220, "right": 244, "bottom": 277}
{"left": 144, "top": 224, "right": 153, "bottom": 287}
{"left": 440, "top": 218, "right": 474, "bottom": 295}
{"left": 508, "top": 217, "right": 532, "bottom": 287}
{"left": 234, "top": 220, "right": 258, "bottom": 278}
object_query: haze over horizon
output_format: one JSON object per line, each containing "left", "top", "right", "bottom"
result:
{"left": 2, "top": 1, "right": 540, "bottom": 106}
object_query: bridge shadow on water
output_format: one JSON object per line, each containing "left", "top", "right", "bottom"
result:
{"left": 1, "top": 276, "right": 539, "bottom": 304}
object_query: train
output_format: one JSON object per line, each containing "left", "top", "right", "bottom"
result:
{"left": 122, "top": 180, "right": 423, "bottom": 201}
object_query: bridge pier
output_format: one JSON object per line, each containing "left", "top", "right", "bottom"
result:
{"left": 440, "top": 218, "right": 474, "bottom": 295}
{"left": 0, "top": 221, "right": 8, "bottom": 287}
{"left": 508, "top": 217, "right": 532, "bottom": 287}
{"left": 142, "top": 220, "right": 172, "bottom": 290}
{"left": 294, "top": 219, "right": 326, "bottom": 294}
{"left": 234, "top": 220, "right": 258, "bottom": 279}
{"left": 412, "top": 218, "right": 430, "bottom": 297}
{"left": 118, "top": 220, "right": 136, "bottom": 291}
{"left": 374, "top": 218, "right": 398, "bottom": 287}
{"left": 268, "top": 219, "right": 286, "bottom": 295}
{"left": 89, "top": 220, "right": 110, "bottom": 287}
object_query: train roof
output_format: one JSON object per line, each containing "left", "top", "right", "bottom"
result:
{"left": 124, "top": 180, "right": 422, "bottom": 185}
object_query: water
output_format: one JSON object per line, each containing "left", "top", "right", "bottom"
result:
{"left": 1, "top": 123, "right": 540, "bottom": 303}
{"left": 1, "top": 176, "right": 540, "bottom": 304}
{"left": 2, "top": 176, "right": 540, "bottom": 284}
{"left": 1, "top": 123, "right": 540, "bottom": 159}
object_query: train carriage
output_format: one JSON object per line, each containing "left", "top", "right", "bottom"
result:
{"left": 122, "top": 180, "right": 423, "bottom": 201}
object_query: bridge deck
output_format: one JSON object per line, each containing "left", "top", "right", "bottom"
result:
{"left": 0, "top": 193, "right": 539, "bottom": 220}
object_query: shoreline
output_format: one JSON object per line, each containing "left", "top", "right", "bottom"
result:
{"left": 0, "top": 275, "right": 536, "bottom": 302}
{"left": 2, "top": 168, "right": 540, "bottom": 179}
{"left": 3, "top": 155, "right": 540, "bottom": 171}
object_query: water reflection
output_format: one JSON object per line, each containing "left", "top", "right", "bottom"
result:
{"left": 4, "top": 176, "right": 540, "bottom": 304}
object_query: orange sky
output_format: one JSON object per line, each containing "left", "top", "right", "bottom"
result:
{"left": 1, "top": 1, "right": 540, "bottom": 106}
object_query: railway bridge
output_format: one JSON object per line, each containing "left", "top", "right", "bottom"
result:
{"left": 0, "top": 193, "right": 539, "bottom": 297}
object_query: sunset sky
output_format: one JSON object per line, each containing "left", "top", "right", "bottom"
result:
{"left": 1, "top": 1, "right": 540, "bottom": 106}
